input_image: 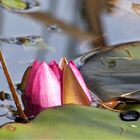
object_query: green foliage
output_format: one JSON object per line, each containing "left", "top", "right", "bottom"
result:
{"left": 1, "top": 105, "right": 140, "bottom": 140}
{"left": 1, "top": 0, "right": 27, "bottom": 10}
{"left": 80, "top": 41, "right": 140, "bottom": 101}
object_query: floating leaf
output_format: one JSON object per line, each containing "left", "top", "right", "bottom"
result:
{"left": 0, "top": 0, "right": 39, "bottom": 12}
{"left": 79, "top": 41, "right": 140, "bottom": 101}
{"left": 0, "top": 0, "right": 27, "bottom": 10}
{"left": 0, "top": 35, "right": 43, "bottom": 46}
{"left": 1, "top": 105, "right": 140, "bottom": 139}
{"left": 0, "top": 35, "right": 53, "bottom": 50}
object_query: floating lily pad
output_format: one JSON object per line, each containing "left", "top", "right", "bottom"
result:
{"left": 1, "top": 105, "right": 140, "bottom": 139}
{"left": 79, "top": 41, "right": 140, "bottom": 101}
{"left": 0, "top": 0, "right": 27, "bottom": 10}
{"left": 0, "top": 0, "right": 39, "bottom": 12}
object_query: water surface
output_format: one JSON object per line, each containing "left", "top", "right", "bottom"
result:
{"left": 1, "top": 0, "right": 140, "bottom": 126}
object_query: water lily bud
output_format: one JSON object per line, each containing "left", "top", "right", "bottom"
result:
{"left": 23, "top": 61, "right": 61, "bottom": 117}
{"left": 22, "top": 58, "right": 92, "bottom": 118}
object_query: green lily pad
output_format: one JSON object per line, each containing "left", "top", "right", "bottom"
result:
{"left": 1, "top": 0, "right": 27, "bottom": 10}
{"left": 1, "top": 105, "right": 140, "bottom": 139}
{"left": 80, "top": 41, "right": 140, "bottom": 100}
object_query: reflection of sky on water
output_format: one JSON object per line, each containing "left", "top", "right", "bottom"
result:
{"left": 1, "top": 0, "right": 140, "bottom": 126}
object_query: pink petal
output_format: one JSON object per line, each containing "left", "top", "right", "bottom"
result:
{"left": 23, "top": 94, "right": 44, "bottom": 117}
{"left": 68, "top": 61, "right": 92, "bottom": 102}
{"left": 62, "top": 64, "right": 91, "bottom": 106}
{"left": 49, "top": 60, "right": 62, "bottom": 81}
{"left": 25, "top": 60, "right": 40, "bottom": 97}
{"left": 25, "top": 62, "right": 61, "bottom": 116}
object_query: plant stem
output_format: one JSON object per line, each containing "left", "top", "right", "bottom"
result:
{"left": 0, "top": 50, "right": 28, "bottom": 122}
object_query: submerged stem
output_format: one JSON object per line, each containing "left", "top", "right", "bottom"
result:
{"left": 0, "top": 50, "right": 28, "bottom": 122}
{"left": 121, "top": 89, "right": 140, "bottom": 97}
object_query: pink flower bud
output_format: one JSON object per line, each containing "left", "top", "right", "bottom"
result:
{"left": 23, "top": 61, "right": 61, "bottom": 117}
{"left": 23, "top": 58, "right": 92, "bottom": 117}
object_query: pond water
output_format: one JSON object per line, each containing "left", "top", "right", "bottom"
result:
{"left": 1, "top": 0, "right": 140, "bottom": 126}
